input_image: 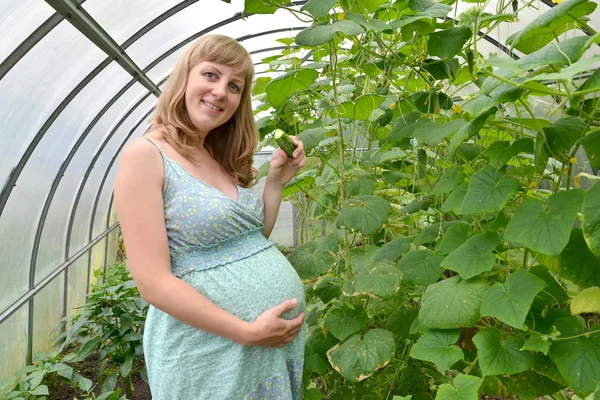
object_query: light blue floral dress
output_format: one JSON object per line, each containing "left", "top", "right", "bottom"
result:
{"left": 141, "top": 137, "right": 306, "bottom": 400}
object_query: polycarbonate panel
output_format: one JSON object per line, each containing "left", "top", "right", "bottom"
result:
{"left": 92, "top": 169, "right": 118, "bottom": 238}
{"left": 83, "top": 0, "right": 182, "bottom": 45}
{"left": 0, "top": 0, "right": 54, "bottom": 63}
{"left": 69, "top": 99, "right": 155, "bottom": 256}
{"left": 66, "top": 257, "right": 88, "bottom": 318}
{"left": 36, "top": 82, "right": 146, "bottom": 283}
{"left": 27, "top": 62, "right": 132, "bottom": 285}
{"left": 32, "top": 276, "right": 63, "bottom": 357}
{"left": 0, "top": 307, "right": 27, "bottom": 380}
{"left": 125, "top": 0, "right": 307, "bottom": 70}
{"left": 0, "top": 20, "right": 106, "bottom": 188}
{"left": 89, "top": 240, "right": 107, "bottom": 289}
{"left": 253, "top": 153, "right": 294, "bottom": 247}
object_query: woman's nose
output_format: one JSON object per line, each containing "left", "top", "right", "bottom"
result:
{"left": 211, "top": 82, "right": 227, "bottom": 98}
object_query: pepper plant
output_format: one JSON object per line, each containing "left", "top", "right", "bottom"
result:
{"left": 242, "top": 0, "right": 600, "bottom": 398}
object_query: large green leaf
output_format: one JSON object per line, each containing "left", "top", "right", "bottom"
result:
{"left": 298, "top": 128, "right": 329, "bottom": 152}
{"left": 347, "top": 176, "right": 378, "bottom": 197}
{"left": 336, "top": 94, "right": 385, "bottom": 121}
{"left": 549, "top": 331, "right": 600, "bottom": 397}
{"left": 419, "top": 276, "right": 489, "bottom": 329}
{"left": 301, "top": 0, "right": 337, "bottom": 18}
{"left": 483, "top": 139, "right": 534, "bottom": 169}
{"left": 526, "top": 55, "right": 600, "bottom": 83}
{"left": 436, "top": 223, "right": 474, "bottom": 256}
{"left": 583, "top": 182, "right": 600, "bottom": 257}
{"left": 449, "top": 108, "right": 496, "bottom": 159}
{"left": 327, "top": 329, "right": 395, "bottom": 382}
{"left": 435, "top": 374, "right": 482, "bottom": 400}
{"left": 345, "top": 13, "right": 393, "bottom": 32}
{"left": 522, "top": 331, "right": 552, "bottom": 355}
{"left": 252, "top": 76, "right": 272, "bottom": 95}
{"left": 458, "top": 166, "right": 521, "bottom": 215}
{"left": 506, "top": 0, "right": 598, "bottom": 54}
{"left": 480, "top": 269, "right": 547, "bottom": 329}
{"left": 397, "top": 249, "right": 444, "bottom": 285}
{"left": 343, "top": 263, "right": 403, "bottom": 299}
{"left": 557, "top": 228, "right": 600, "bottom": 288}
{"left": 413, "top": 119, "right": 467, "bottom": 146}
{"left": 314, "top": 277, "right": 343, "bottom": 304}
{"left": 244, "top": 0, "right": 285, "bottom": 14}
{"left": 288, "top": 239, "right": 336, "bottom": 280}
{"left": 427, "top": 26, "right": 472, "bottom": 58}
{"left": 442, "top": 183, "right": 468, "bottom": 213}
{"left": 374, "top": 236, "right": 412, "bottom": 263}
{"left": 409, "top": 0, "right": 453, "bottom": 17}
{"left": 410, "top": 329, "right": 464, "bottom": 370}
{"left": 504, "top": 189, "right": 586, "bottom": 256}
{"left": 336, "top": 195, "right": 393, "bottom": 235}
{"left": 500, "top": 371, "right": 564, "bottom": 400}
{"left": 544, "top": 117, "right": 587, "bottom": 154}
{"left": 324, "top": 304, "right": 369, "bottom": 341}
{"left": 441, "top": 232, "right": 500, "bottom": 280}
{"left": 530, "top": 265, "right": 569, "bottom": 307}
{"left": 295, "top": 20, "right": 365, "bottom": 46}
{"left": 431, "top": 166, "right": 466, "bottom": 195}
{"left": 266, "top": 68, "right": 319, "bottom": 108}
{"left": 473, "top": 329, "right": 534, "bottom": 376}
{"left": 411, "top": 91, "right": 453, "bottom": 113}
{"left": 571, "top": 287, "right": 600, "bottom": 314}
{"left": 519, "top": 36, "right": 592, "bottom": 70}
{"left": 415, "top": 221, "right": 468, "bottom": 245}
{"left": 580, "top": 129, "right": 600, "bottom": 169}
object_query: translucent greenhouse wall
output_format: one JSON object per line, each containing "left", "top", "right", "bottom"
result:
{"left": 1, "top": 0, "right": 599, "bottom": 385}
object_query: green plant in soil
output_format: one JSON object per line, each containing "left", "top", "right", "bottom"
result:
{"left": 244, "top": 0, "right": 600, "bottom": 398}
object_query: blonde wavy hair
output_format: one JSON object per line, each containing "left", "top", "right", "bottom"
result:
{"left": 151, "top": 34, "right": 258, "bottom": 187}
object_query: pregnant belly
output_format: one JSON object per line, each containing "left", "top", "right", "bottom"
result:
{"left": 181, "top": 245, "right": 306, "bottom": 322}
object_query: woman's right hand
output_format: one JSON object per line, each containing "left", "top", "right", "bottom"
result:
{"left": 243, "top": 299, "right": 305, "bottom": 347}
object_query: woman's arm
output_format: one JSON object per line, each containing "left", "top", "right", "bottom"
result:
{"left": 115, "top": 138, "right": 303, "bottom": 347}
{"left": 262, "top": 136, "right": 306, "bottom": 238}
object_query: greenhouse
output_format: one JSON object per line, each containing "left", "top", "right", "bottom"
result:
{"left": 0, "top": 0, "right": 599, "bottom": 398}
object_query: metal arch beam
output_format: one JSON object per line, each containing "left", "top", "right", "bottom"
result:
{"left": 45, "top": 0, "right": 161, "bottom": 97}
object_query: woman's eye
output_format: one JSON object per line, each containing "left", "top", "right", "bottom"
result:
{"left": 229, "top": 83, "right": 241, "bottom": 93}
{"left": 205, "top": 72, "right": 216, "bottom": 79}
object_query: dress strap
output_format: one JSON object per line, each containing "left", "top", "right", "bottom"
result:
{"left": 143, "top": 136, "right": 163, "bottom": 154}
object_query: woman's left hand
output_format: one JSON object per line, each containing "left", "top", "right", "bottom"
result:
{"left": 267, "top": 136, "right": 306, "bottom": 186}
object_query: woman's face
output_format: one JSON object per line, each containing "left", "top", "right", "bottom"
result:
{"left": 184, "top": 61, "right": 245, "bottom": 134}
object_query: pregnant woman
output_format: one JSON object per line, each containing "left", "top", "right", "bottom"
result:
{"left": 114, "top": 34, "right": 307, "bottom": 399}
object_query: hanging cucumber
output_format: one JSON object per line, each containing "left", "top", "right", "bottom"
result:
{"left": 274, "top": 129, "right": 296, "bottom": 158}
{"left": 417, "top": 149, "right": 428, "bottom": 179}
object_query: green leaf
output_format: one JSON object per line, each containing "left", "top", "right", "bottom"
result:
{"left": 327, "top": 329, "right": 395, "bottom": 382}
{"left": 301, "top": 0, "right": 337, "bottom": 18}
{"left": 557, "top": 228, "right": 600, "bottom": 288}
{"left": 345, "top": 13, "right": 393, "bottom": 32}
{"left": 295, "top": 20, "right": 365, "bottom": 46}
{"left": 506, "top": 0, "right": 598, "bottom": 54}
{"left": 101, "top": 374, "right": 118, "bottom": 394}
{"left": 544, "top": 117, "right": 587, "bottom": 154}
{"left": 244, "top": 0, "right": 284, "bottom": 14}
{"left": 336, "top": 94, "right": 385, "bottom": 121}
{"left": 305, "top": 388, "right": 324, "bottom": 400}
{"left": 397, "top": 250, "right": 444, "bottom": 285}
{"left": 411, "top": 92, "right": 453, "bottom": 113}
{"left": 441, "top": 232, "right": 500, "bottom": 280}
{"left": 409, "top": 0, "right": 453, "bottom": 17}
{"left": 519, "top": 36, "right": 592, "bottom": 70}
{"left": 522, "top": 331, "right": 552, "bottom": 355}
{"left": 324, "top": 304, "right": 369, "bottom": 341}
{"left": 399, "top": 195, "right": 431, "bottom": 214}
{"left": 415, "top": 221, "right": 467, "bottom": 245}
{"left": 500, "top": 371, "right": 565, "bottom": 400}
{"left": 431, "top": 166, "right": 466, "bottom": 195}
{"left": 549, "top": 331, "right": 600, "bottom": 397}
{"left": 283, "top": 174, "right": 315, "bottom": 197}
{"left": 571, "top": 287, "right": 600, "bottom": 314}
{"left": 30, "top": 385, "right": 49, "bottom": 396}
{"left": 473, "top": 329, "right": 534, "bottom": 376}
{"left": 529, "top": 265, "right": 569, "bottom": 306}
{"left": 458, "top": 166, "right": 521, "bottom": 215}
{"left": 252, "top": 76, "right": 272, "bottom": 96}
{"left": 435, "top": 374, "right": 482, "bottom": 400}
{"left": 374, "top": 236, "right": 412, "bottom": 263}
{"left": 347, "top": 176, "right": 378, "bottom": 197}
{"left": 580, "top": 129, "right": 600, "bottom": 169}
{"left": 336, "top": 195, "right": 393, "bottom": 236}
{"left": 266, "top": 69, "right": 318, "bottom": 108}
{"left": 449, "top": 108, "right": 496, "bottom": 159}
{"left": 427, "top": 26, "right": 472, "bottom": 58}
{"left": 480, "top": 269, "right": 547, "bottom": 329}
{"left": 119, "top": 312, "right": 134, "bottom": 334}
{"left": 436, "top": 223, "right": 474, "bottom": 255}
{"left": 289, "top": 239, "right": 336, "bottom": 280}
{"left": 504, "top": 189, "right": 586, "bottom": 256}
{"left": 298, "top": 128, "right": 329, "bottom": 152}
{"left": 442, "top": 183, "right": 468, "bottom": 213}
{"left": 583, "top": 182, "right": 600, "bottom": 258}
{"left": 315, "top": 277, "right": 343, "bottom": 304}
{"left": 526, "top": 55, "right": 600, "bottom": 82}
{"left": 413, "top": 119, "right": 467, "bottom": 146}
{"left": 483, "top": 138, "right": 534, "bottom": 169}
{"left": 419, "top": 276, "right": 489, "bottom": 329}
{"left": 534, "top": 132, "right": 550, "bottom": 173}
{"left": 343, "top": 264, "right": 402, "bottom": 299}
{"left": 410, "top": 329, "right": 464, "bottom": 370}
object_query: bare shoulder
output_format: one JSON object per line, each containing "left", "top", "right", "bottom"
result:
{"left": 116, "top": 136, "right": 164, "bottom": 187}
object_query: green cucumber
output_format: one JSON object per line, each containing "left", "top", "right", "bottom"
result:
{"left": 274, "top": 129, "right": 296, "bottom": 158}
